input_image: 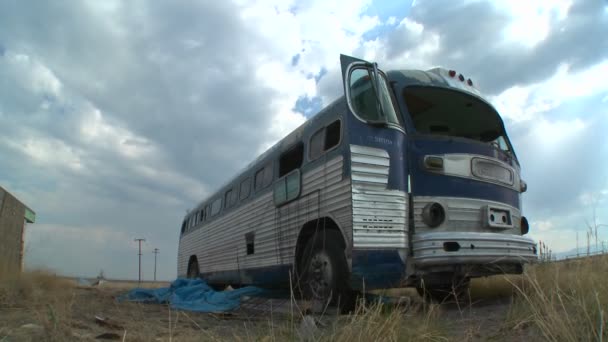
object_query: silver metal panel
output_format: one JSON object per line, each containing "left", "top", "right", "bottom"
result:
{"left": 177, "top": 155, "right": 353, "bottom": 278}
{"left": 413, "top": 196, "right": 521, "bottom": 235}
{"left": 412, "top": 232, "right": 537, "bottom": 266}
{"left": 350, "top": 145, "right": 407, "bottom": 249}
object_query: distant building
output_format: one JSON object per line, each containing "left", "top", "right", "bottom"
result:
{"left": 0, "top": 186, "right": 35, "bottom": 274}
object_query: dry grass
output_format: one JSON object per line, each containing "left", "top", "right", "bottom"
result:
{"left": 503, "top": 256, "right": 608, "bottom": 341}
{"left": 0, "top": 267, "right": 77, "bottom": 341}
{"left": 2, "top": 257, "right": 608, "bottom": 341}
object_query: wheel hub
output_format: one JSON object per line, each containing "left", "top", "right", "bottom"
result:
{"left": 308, "top": 252, "right": 333, "bottom": 300}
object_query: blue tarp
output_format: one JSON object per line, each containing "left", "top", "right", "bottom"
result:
{"left": 119, "top": 278, "right": 263, "bottom": 313}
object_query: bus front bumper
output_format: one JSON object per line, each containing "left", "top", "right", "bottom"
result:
{"left": 412, "top": 232, "right": 537, "bottom": 267}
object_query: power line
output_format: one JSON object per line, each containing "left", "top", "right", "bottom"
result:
{"left": 134, "top": 238, "right": 146, "bottom": 283}
{"left": 153, "top": 248, "right": 159, "bottom": 281}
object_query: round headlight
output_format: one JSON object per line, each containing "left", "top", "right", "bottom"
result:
{"left": 422, "top": 202, "right": 446, "bottom": 228}
{"left": 521, "top": 216, "right": 529, "bottom": 235}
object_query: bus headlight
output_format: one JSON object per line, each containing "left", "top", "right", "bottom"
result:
{"left": 422, "top": 202, "right": 446, "bottom": 228}
{"left": 424, "top": 156, "right": 444, "bottom": 171}
{"left": 521, "top": 216, "right": 529, "bottom": 235}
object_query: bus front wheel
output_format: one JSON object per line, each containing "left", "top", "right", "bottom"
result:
{"left": 298, "top": 230, "right": 355, "bottom": 312}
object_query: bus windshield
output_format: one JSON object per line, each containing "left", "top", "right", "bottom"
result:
{"left": 403, "top": 86, "right": 512, "bottom": 152}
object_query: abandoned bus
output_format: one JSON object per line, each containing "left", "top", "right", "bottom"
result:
{"left": 177, "top": 54, "right": 537, "bottom": 304}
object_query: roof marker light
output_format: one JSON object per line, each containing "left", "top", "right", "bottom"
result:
{"left": 467, "top": 79, "right": 473, "bottom": 86}
{"left": 458, "top": 74, "right": 465, "bottom": 82}
{"left": 448, "top": 70, "right": 456, "bottom": 77}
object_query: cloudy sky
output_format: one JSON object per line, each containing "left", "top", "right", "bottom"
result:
{"left": 1, "top": 0, "right": 606, "bottom": 280}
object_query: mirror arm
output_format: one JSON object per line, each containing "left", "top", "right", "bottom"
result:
{"left": 371, "top": 62, "right": 387, "bottom": 121}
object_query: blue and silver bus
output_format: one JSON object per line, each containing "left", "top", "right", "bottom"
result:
{"left": 177, "top": 54, "right": 537, "bottom": 306}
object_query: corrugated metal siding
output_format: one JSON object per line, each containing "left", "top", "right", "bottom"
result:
{"left": 350, "top": 145, "right": 408, "bottom": 249}
{"left": 413, "top": 196, "right": 521, "bottom": 235}
{"left": 177, "top": 155, "right": 352, "bottom": 277}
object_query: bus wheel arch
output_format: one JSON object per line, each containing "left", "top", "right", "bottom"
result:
{"left": 187, "top": 255, "right": 200, "bottom": 279}
{"left": 294, "top": 217, "right": 355, "bottom": 312}
{"left": 294, "top": 217, "right": 347, "bottom": 271}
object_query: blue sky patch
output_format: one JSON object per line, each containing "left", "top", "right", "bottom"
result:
{"left": 314, "top": 67, "right": 327, "bottom": 84}
{"left": 362, "top": 0, "right": 413, "bottom": 41}
{"left": 293, "top": 95, "right": 323, "bottom": 117}
{"left": 291, "top": 53, "right": 301, "bottom": 67}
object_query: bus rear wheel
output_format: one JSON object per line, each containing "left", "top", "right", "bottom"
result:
{"left": 298, "top": 230, "right": 355, "bottom": 312}
{"left": 187, "top": 257, "right": 200, "bottom": 279}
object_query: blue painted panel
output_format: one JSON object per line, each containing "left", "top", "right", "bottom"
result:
{"left": 346, "top": 116, "right": 408, "bottom": 191}
{"left": 202, "top": 250, "right": 407, "bottom": 292}
{"left": 202, "top": 264, "right": 292, "bottom": 289}
{"left": 350, "top": 249, "right": 405, "bottom": 290}
{"left": 408, "top": 135, "right": 521, "bottom": 208}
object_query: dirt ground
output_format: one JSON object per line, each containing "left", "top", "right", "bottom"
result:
{"left": 0, "top": 276, "right": 532, "bottom": 342}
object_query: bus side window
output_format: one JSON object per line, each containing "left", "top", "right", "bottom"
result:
{"left": 225, "top": 189, "right": 233, "bottom": 209}
{"left": 211, "top": 198, "right": 222, "bottom": 216}
{"left": 279, "top": 143, "right": 303, "bottom": 177}
{"left": 240, "top": 178, "right": 251, "bottom": 200}
{"left": 255, "top": 162, "right": 273, "bottom": 192}
{"left": 325, "top": 120, "right": 341, "bottom": 150}
{"left": 230, "top": 187, "right": 238, "bottom": 206}
{"left": 309, "top": 120, "right": 341, "bottom": 161}
{"left": 274, "top": 143, "right": 303, "bottom": 206}
{"left": 309, "top": 128, "right": 324, "bottom": 160}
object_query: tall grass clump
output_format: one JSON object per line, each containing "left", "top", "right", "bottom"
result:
{"left": 506, "top": 256, "right": 608, "bottom": 341}
{"left": 0, "top": 266, "right": 76, "bottom": 341}
{"left": 323, "top": 299, "right": 447, "bottom": 342}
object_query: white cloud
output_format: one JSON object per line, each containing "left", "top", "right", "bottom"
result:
{"left": 535, "top": 220, "right": 554, "bottom": 232}
{"left": 9, "top": 53, "right": 63, "bottom": 96}
{"left": 1, "top": 0, "right": 606, "bottom": 279}
{"left": 491, "top": 61, "right": 608, "bottom": 123}
{"left": 497, "top": 0, "right": 573, "bottom": 47}
{"left": 4, "top": 134, "right": 84, "bottom": 172}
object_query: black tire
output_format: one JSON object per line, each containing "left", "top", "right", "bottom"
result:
{"left": 416, "top": 276, "right": 470, "bottom": 304}
{"left": 187, "top": 258, "right": 200, "bottom": 279}
{"left": 297, "top": 230, "right": 356, "bottom": 312}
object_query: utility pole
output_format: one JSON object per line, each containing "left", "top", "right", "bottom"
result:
{"left": 576, "top": 231, "right": 579, "bottom": 258}
{"left": 134, "top": 238, "right": 146, "bottom": 283}
{"left": 153, "top": 248, "right": 159, "bottom": 281}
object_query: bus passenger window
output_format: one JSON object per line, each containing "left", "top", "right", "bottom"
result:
{"left": 309, "top": 120, "right": 341, "bottom": 161}
{"left": 325, "top": 120, "right": 341, "bottom": 150}
{"left": 211, "top": 198, "right": 222, "bottom": 216}
{"left": 255, "top": 163, "right": 273, "bottom": 191}
{"left": 225, "top": 189, "right": 233, "bottom": 209}
{"left": 279, "top": 143, "right": 303, "bottom": 177}
{"left": 240, "top": 178, "right": 251, "bottom": 200}
{"left": 230, "top": 188, "right": 238, "bottom": 206}
{"left": 309, "top": 128, "right": 324, "bottom": 160}
{"left": 263, "top": 163, "right": 273, "bottom": 187}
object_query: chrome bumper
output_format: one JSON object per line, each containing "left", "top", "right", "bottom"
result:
{"left": 412, "top": 232, "right": 537, "bottom": 266}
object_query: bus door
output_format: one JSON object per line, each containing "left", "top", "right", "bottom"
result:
{"left": 339, "top": 54, "right": 410, "bottom": 288}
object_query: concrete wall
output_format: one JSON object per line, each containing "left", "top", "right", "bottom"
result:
{"left": 0, "top": 187, "right": 27, "bottom": 274}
